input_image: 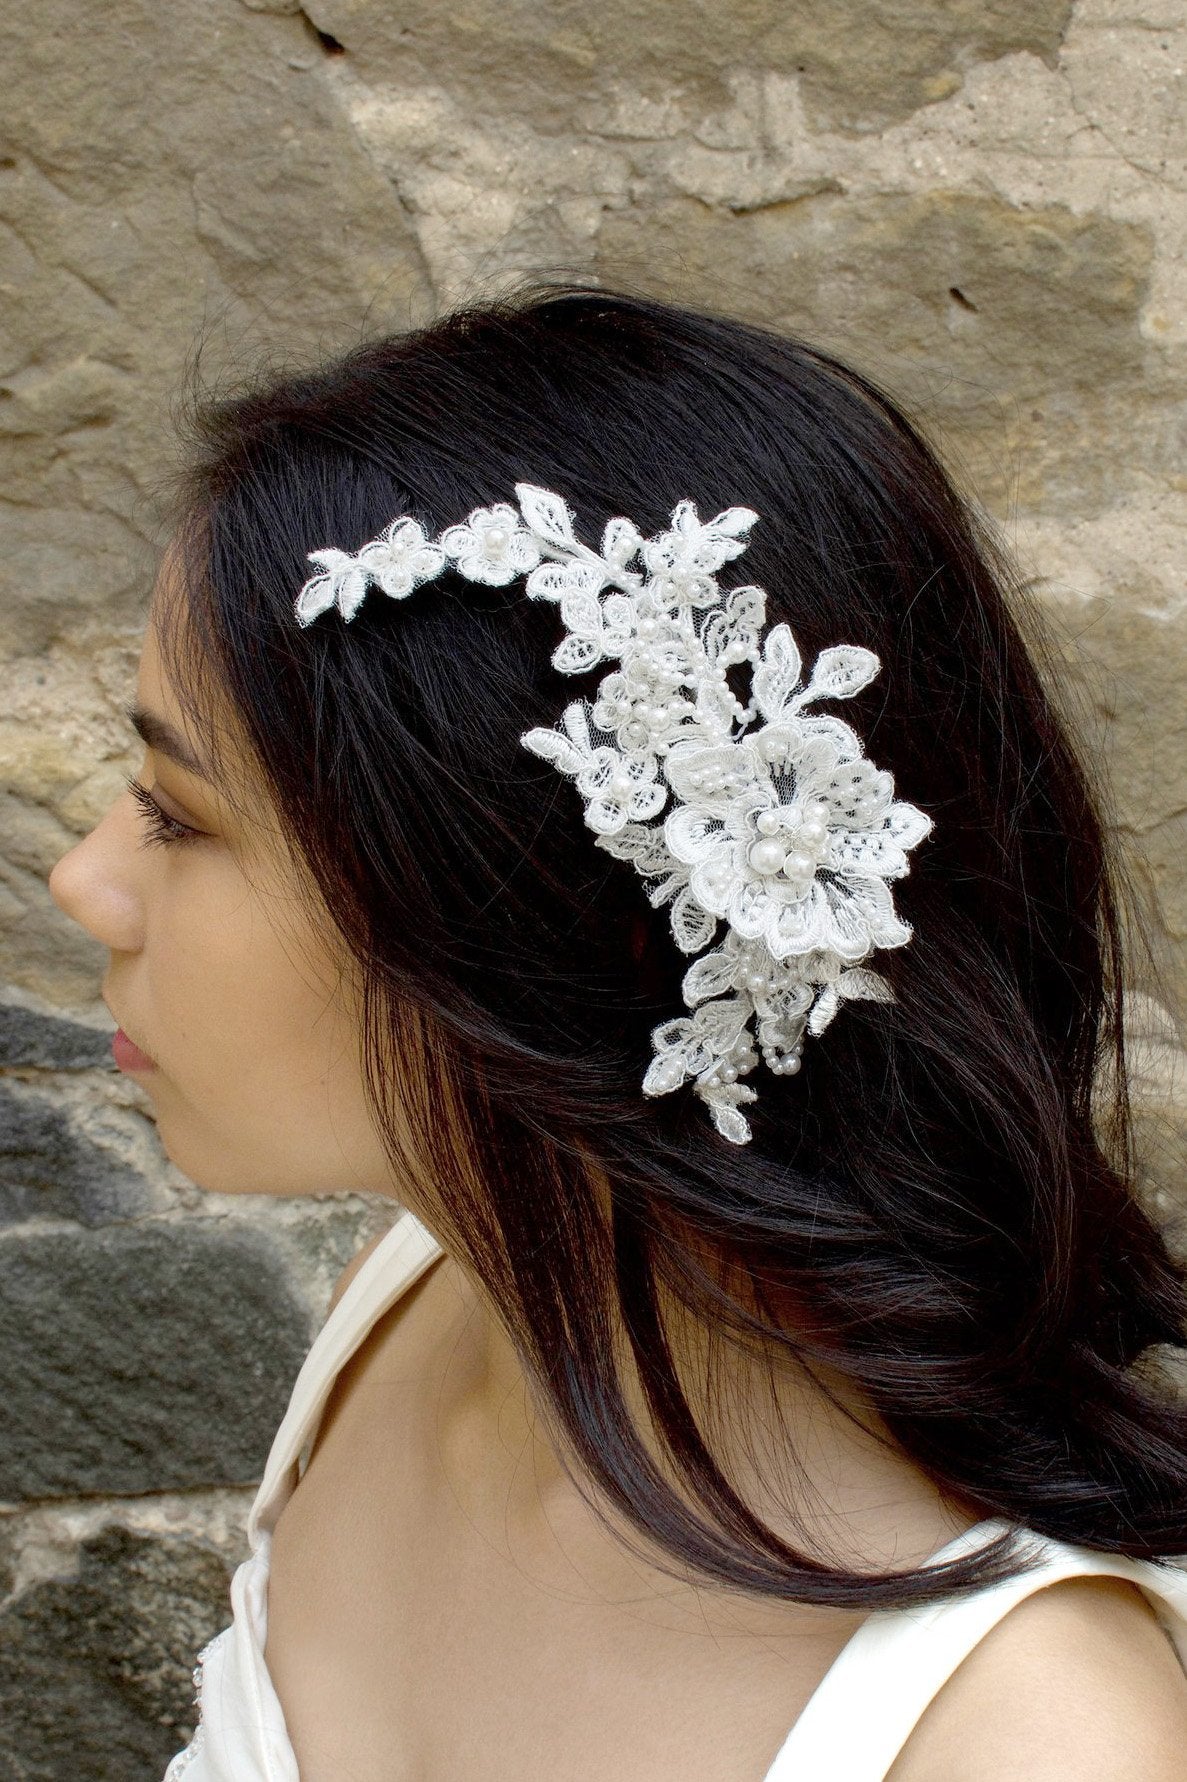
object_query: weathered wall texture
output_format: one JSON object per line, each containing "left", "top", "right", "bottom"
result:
{"left": 1, "top": 0, "right": 1185, "bottom": 1770}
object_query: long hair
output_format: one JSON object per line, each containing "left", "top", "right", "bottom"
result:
{"left": 154, "top": 283, "right": 1187, "bottom": 1610}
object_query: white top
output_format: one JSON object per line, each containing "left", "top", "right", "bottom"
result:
{"left": 163, "top": 1207, "right": 1187, "bottom": 1781}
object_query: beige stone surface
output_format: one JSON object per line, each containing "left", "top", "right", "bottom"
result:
{"left": 598, "top": 190, "right": 1158, "bottom": 511}
{"left": 304, "top": 0, "right": 1073, "bottom": 133}
{"left": 0, "top": 0, "right": 430, "bottom": 656}
{"left": 0, "top": 0, "right": 1180, "bottom": 1027}
{"left": 5, "top": 0, "right": 1181, "bottom": 1028}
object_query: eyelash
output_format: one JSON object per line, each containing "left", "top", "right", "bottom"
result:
{"left": 124, "top": 775, "right": 203, "bottom": 849}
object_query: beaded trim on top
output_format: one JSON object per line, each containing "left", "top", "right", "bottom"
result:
{"left": 293, "top": 484, "right": 933, "bottom": 1144}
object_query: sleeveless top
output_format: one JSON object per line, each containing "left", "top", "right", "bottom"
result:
{"left": 163, "top": 1207, "right": 1187, "bottom": 1781}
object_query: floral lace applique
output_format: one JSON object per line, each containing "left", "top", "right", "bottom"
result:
{"left": 295, "top": 484, "right": 934, "bottom": 1144}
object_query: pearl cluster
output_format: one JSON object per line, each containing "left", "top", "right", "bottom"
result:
{"left": 701, "top": 1030, "right": 761, "bottom": 1088}
{"left": 761, "top": 1034, "right": 804, "bottom": 1075}
{"left": 746, "top": 798, "right": 831, "bottom": 887}
{"left": 682, "top": 759, "right": 747, "bottom": 797}
{"left": 624, "top": 666, "right": 684, "bottom": 727}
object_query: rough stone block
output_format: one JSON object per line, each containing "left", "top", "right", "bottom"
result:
{"left": 0, "top": 1222, "right": 313, "bottom": 1498}
{"left": 0, "top": 1003, "right": 114, "bottom": 1071}
{"left": 0, "top": 1525, "right": 233, "bottom": 1780}
{"left": 0, "top": 1080, "right": 157, "bottom": 1228}
{"left": 597, "top": 191, "right": 1156, "bottom": 513}
{"left": 1041, "top": 594, "right": 1187, "bottom": 1014}
{"left": 0, "top": 510, "right": 150, "bottom": 660}
{"left": 0, "top": 0, "right": 430, "bottom": 644}
{"left": 309, "top": 0, "right": 1073, "bottom": 133}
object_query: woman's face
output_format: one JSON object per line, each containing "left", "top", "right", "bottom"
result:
{"left": 48, "top": 589, "right": 398, "bottom": 1201}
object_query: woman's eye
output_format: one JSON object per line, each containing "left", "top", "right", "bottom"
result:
{"left": 123, "top": 775, "right": 203, "bottom": 848}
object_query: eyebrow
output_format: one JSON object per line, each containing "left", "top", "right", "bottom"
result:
{"left": 124, "top": 702, "right": 215, "bottom": 783}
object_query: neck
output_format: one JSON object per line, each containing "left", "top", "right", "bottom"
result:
{"left": 428, "top": 1228, "right": 978, "bottom": 1589}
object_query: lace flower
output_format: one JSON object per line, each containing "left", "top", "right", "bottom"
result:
{"left": 294, "top": 483, "right": 935, "bottom": 1144}
{"left": 519, "top": 704, "right": 666, "bottom": 836}
{"left": 439, "top": 503, "right": 542, "bottom": 585}
{"left": 357, "top": 518, "right": 446, "bottom": 598}
{"left": 642, "top": 501, "right": 758, "bottom": 608}
{"left": 662, "top": 724, "right": 924, "bottom": 963}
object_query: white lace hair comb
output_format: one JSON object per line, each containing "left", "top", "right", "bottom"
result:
{"left": 293, "top": 483, "right": 933, "bottom": 1144}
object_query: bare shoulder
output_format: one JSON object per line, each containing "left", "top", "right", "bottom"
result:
{"left": 889, "top": 1574, "right": 1187, "bottom": 1782}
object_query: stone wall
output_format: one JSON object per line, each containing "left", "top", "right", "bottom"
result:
{"left": 1, "top": 0, "right": 1185, "bottom": 1771}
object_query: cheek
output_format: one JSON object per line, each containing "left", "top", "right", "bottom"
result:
{"left": 147, "top": 860, "right": 348, "bottom": 1099}
{"left": 142, "top": 864, "right": 384, "bottom": 1193}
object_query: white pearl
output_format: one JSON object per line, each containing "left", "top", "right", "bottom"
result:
{"left": 801, "top": 820, "right": 826, "bottom": 845}
{"left": 721, "top": 1065, "right": 738, "bottom": 1083}
{"left": 748, "top": 839, "right": 786, "bottom": 875}
{"left": 784, "top": 851, "right": 814, "bottom": 878}
{"left": 784, "top": 1055, "right": 801, "bottom": 1073}
{"left": 485, "top": 526, "right": 507, "bottom": 550}
{"left": 806, "top": 800, "right": 829, "bottom": 821}
{"left": 756, "top": 810, "right": 781, "bottom": 836}
{"left": 639, "top": 619, "right": 656, "bottom": 638}
{"left": 745, "top": 971, "right": 767, "bottom": 992}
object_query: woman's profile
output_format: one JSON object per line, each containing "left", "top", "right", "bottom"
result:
{"left": 47, "top": 284, "right": 1187, "bottom": 1780}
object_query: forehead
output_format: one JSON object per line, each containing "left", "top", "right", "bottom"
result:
{"left": 137, "top": 543, "right": 338, "bottom": 891}
{"left": 135, "top": 574, "right": 259, "bottom": 820}
{"left": 133, "top": 622, "right": 213, "bottom": 776}
{"left": 138, "top": 548, "right": 197, "bottom": 721}
{"left": 136, "top": 602, "right": 169, "bottom": 700}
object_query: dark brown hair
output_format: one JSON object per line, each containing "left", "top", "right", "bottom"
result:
{"left": 156, "top": 283, "right": 1187, "bottom": 1610}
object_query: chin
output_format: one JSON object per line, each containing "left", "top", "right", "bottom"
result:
{"left": 152, "top": 1102, "right": 386, "bottom": 1199}
{"left": 152, "top": 1120, "right": 314, "bottom": 1198}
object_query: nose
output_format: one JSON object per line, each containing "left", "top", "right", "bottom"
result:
{"left": 48, "top": 795, "right": 145, "bottom": 955}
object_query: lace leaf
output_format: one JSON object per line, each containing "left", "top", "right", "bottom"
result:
{"left": 602, "top": 515, "right": 643, "bottom": 568}
{"left": 295, "top": 577, "right": 335, "bottom": 627}
{"left": 707, "top": 505, "right": 760, "bottom": 540}
{"left": 671, "top": 885, "right": 719, "bottom": 954}
{"left": 526, "top": 560, "right": 605, "bottom": 601}
{"left": 516, "top": 483, "right": 578, "bottom": 548}
{"left": 794, "top": 645, "right": 881, "bottom": 707}
{"left": 752, "top": 623, "right": 803, "bottom": 721}
{"left": 553, "top": 634, "right": 603, "bottom": 674}
{"left": 520, "top": 727, "right": 587, "bottom": 776}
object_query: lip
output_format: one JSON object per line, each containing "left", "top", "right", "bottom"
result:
{"left": 112, "top": 1027, "right": 158, "bottom": 1073}
{"left": 104, "top": 997, "right": 158, "bottom": 1074}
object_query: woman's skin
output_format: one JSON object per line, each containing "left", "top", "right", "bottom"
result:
{"left": 47, "top": 570, "right": 1187, "bottom": 1780}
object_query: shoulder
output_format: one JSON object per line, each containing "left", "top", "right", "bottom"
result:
{"left": 889, "top": 1573, "right": 1187, "bottom": 1782}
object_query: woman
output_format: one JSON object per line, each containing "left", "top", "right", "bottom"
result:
{"left": 48, "top": 285, "right": 1187, "bottom": 1779}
